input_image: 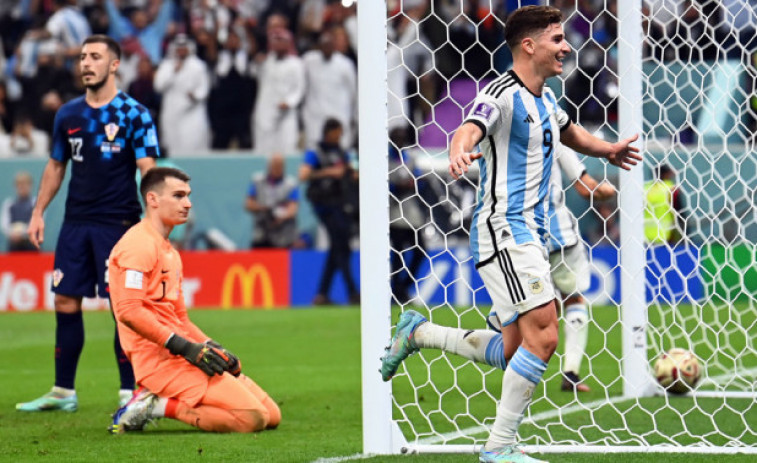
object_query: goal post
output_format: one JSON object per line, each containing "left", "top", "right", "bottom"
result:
{"left": 617, "top": 0, "right": 654, "bottom": 399}
{"left": 359, "top": 0, "right": 757, "bottom": 455}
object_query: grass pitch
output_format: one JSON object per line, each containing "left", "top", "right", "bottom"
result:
{"left": 1, "top": 307, "right": 754, "bottom": 462}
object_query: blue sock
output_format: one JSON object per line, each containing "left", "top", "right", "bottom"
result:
{"left": 508, "top": 346, "right": 548, "bottom": 385}
{"left": 484, "top": 336, "right": 507, "bottom": 370}
{"left": 114, "top": 327, "right": 135, "bottom": 390}
{"left": 54, "top": 311, "right": 85, "bottom": 390}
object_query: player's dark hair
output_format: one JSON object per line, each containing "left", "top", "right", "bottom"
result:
{"left": 322, "top": 118, "right": 342, "bottom": 138}
{"left": 140, "top": 167, "right": 191, "bottom": 201}
{"left": 83, "top": 34, "right": 121, "bottom": 59}
{"left": 504, "top": 6, "right": 563, "bottom": 51}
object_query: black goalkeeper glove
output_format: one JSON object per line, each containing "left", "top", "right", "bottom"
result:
{"left": 165, "top": 334, "right": 229, "bottom": 376}
{"left": 205, "top": 340, "right": 242, "bottom": 377}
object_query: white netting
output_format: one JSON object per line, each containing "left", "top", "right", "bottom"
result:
{"left": 381, "top": 0, "right": 757, "bottom": 453}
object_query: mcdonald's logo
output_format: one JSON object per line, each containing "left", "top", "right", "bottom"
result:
{"left": 221, "top": 264, "right": 275, "bottom": 308}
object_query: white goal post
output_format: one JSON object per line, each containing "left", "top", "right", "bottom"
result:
{"left": 359, "top": 0, "right": 757, "bottom": 456}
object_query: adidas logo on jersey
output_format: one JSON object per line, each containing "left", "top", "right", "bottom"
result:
{"left": 523, "top": 114, "right": 535, "bottom": 124}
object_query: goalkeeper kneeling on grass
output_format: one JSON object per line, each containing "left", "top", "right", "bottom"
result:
{"left": 107, "top": 167, "right": 281, "bottom": 434}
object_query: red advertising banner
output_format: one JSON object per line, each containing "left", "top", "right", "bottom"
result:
{"left": 181, "top": 250, "right": 290, "bottom": 309}
{"left": 0, "top": 250, "right": 290, "bottom": 312}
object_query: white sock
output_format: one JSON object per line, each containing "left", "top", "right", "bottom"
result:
{"left": 151, "top": 397, "right": 169, "bottom": 418}
{"left": 563, "top": 303, "right": 589, "bottom": 375}
{"left": 485, "top": 347, "right": 547, "bottom": 450}
{"left": 51, "top": 386, "right": 76, "bottom": 397}
{"left": 414, "top": 323, "right": 505, "bottom": 368}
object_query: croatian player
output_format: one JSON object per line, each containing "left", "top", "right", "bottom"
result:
{"left": 381, "top": 6, "right": 640, "bottom": 462}
{"left": 108, "top": 167, "right": 281, "bottom": 433}
{"left": 18, "top": 35, "right": 157, "bottom": 412}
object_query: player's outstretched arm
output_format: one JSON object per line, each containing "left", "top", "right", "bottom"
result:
{"left": 28, "top": 159, "right": 66, "bottom": 249}
{"left": 561, "top": 124, "right": 641, "bottom": 170}
{"left": 448, "top": 122, "right": 484, "bottom": 179}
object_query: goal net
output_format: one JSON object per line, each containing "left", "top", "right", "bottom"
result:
{"left": 358, "top": 0, "right": 757, "bottom": 455}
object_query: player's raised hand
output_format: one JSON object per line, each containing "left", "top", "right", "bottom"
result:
{"left": 27, "top": 213, "right": 45, "bottom": 250}
{"left": 448, "top": 151, "right": 483, "bottom": 180}
{"left": 166, "top": 334, "right": 229, "bottom": 376}
{"left": 607, "top": 134, "right": 641, "bottom": 171}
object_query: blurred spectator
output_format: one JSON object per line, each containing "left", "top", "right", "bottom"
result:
{"left": 669, "top": 0, "right": 720, "bottom": 61}
{"left": 154, "top": 34, "right": 211, "bottom": 155}
{"left": 0, "top": 112, "right": 49, "bottom": 157}
{"left": 718, "top": 0, "right": 757, "bottom": 55}
{"left": 386, "top": 0, "right": 435, "bottom": 132}
{"left": 388, "top": 127, "right": 427, "bottom": 304}
{"left": 302, "top": 28, "right": 356, "bottom": 150}
{"left": 299, "top": 118, "right": 359, "bottom": 305}
{"left": 126, "top": 55, "right": 161, "bottom": 133}
{"left": 245, "top": 153, "right": 299, "bottom": 248}
{"left": 644, "top": 164, "right": 685, "bottom": 245}
{"left": 1, "top": 171, "right": 36, "bottom": 251}
{"left": 45, "top": 0, "right": 91, "bottom": 59}
{"left": 562, "top": 0, "right": 617, "bottom": 125}
{"left": 105, "top": 0, "right": 175, "bottom": 64}
{"left": 0, "top": 80, "right": 14, "bottom": 134}
{"left": 209, "top": 29, "right": 254, "bottom": 149}
{"left": 117, "top": 36, "right": 148, "bottom": 91}
{"left": 14, "top": 38, "right": 75, "bottom": 136}
{"left": 253, "top": 26, "right": 304, "bottom": 156}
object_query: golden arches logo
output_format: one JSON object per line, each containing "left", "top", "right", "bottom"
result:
{"left": 221, "top": 264, "right": 275, "bottom": 308}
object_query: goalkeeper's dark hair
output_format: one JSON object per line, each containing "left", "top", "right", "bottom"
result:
{"left": 83, "top": 34, "right": 121, "bottom": 59}
{"left": 504, "top": 6, "right": 563, "bottom": 51}
{"left": 140, "top": 167, "right": 191, "bottom": 201}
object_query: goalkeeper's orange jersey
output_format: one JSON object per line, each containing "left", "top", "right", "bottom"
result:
{"left": 109, "top": 219, "right": 209, "bottom": 394}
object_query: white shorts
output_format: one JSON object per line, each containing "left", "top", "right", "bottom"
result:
{"left": 478, "top": 242, "right": 555, "bottom": 328}
{"left": 549, "top": 241, "right": 590, "bottom": 296}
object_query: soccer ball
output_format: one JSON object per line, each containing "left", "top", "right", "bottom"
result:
{"left": 653, "top": 348, "right": 701, "bottom": 394}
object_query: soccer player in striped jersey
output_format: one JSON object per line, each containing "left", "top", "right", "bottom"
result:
{"left": 382, "top": 6, "right": 640, "bottom": 462}
{"left": 17, "top": 35, "right": 158, "bottom": 413}
{"left": 547, "top": 145, "right": 615, "bottom": 392}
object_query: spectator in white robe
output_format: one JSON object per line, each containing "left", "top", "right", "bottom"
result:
{"left": 252, "top": 27, "right": 305, "bottom": 157}
{"left": 302, "top": 29, "right": 356, "bottom": 150}
{"left": 154, "top": 34, "right": 211, "bottom": 155}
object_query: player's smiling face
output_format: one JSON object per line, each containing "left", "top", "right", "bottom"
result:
{"left": 532, "top": 23, "right": 570, "bottom": 77}
{"left": 80, "top": 42, "right": 118, "bottom": 91}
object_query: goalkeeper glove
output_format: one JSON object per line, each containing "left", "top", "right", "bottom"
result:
{"left": 205, "top": 340, "right": 242, "bottom": 377}
{"left": 165, "top": 334, "right": 229, "bottom": 376}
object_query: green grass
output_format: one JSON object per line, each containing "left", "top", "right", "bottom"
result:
{"left": 1, "top": 307, "right": 755, "bottom": 462}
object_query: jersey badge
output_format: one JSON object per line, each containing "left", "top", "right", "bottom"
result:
{"left": 125, "top": 270, "right": 144, "bottom": 289}
{"left": 53, "top": 269, "right": 64, "bottom": 287}
{"left": 105, "top": 123, "right": 120, "bottom": 141}
{"left": 473, "top": 102, "right": 494, "bottom": 121}
{"left": 528, "top": 275, "right": 544, "bottom": 295}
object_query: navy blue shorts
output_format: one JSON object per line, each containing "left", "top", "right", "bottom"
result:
{"left": 52, "top": 222, "right": 132, "bottom": 298}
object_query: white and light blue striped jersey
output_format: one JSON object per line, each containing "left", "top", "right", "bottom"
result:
{"left": 465, "top": 70, "right": 571, "bottom": 266}
{"left": 547, "top": 145, "right": 586, "bottom": 252}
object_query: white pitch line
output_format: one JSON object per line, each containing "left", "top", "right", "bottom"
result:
{"left": 314, "top": 367, "right": 757, "bottom": 461}
{"left": 310, "top": 453, "right": 375, "bottom": 463}
{"left": 416, "top": 366, "right": 757, "bottom": 446}
{"left": 416, "top": 397, "right": 619, "bottom": 445}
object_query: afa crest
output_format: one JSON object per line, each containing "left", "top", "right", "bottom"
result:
{"left": 528, "top": 276, "right": 543, "bottom": 295}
